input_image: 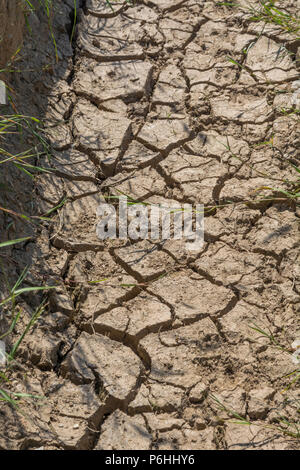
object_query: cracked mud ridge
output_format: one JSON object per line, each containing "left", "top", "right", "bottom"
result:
{"left": 0, "top": 0, "right": 299, "bottom": 450}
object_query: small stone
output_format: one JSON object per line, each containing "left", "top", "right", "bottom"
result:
{"left": 248, "top": 387, "right": 276, "bottom": 420}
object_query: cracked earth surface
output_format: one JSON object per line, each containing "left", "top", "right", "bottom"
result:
{"left": 0, "top": 0, "right": 299, "bottom": 450}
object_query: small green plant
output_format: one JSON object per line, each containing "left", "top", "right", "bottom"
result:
{"left": 249, "top": 322, "right": 300, "bottom": 391}
{"left": 0, "top": 112, "right": 55, "bottom": 225}
{"left": 213, "top": 137, "right": 300, "bottom": 211}
{"left": 70, "top": 0, "right": 78, "bottom": 43}
{"left": 245, "top": 0, "right": 300, "bottom": 34}
{"left": 210, "top": 321, "right": 300, "bottom": 441}
{"left": 211, "top": 393, "right": 300, "bottom": 439}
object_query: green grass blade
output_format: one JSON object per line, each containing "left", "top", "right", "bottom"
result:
{"left": 0, "top": 237, "right": 30, "bottom": 248}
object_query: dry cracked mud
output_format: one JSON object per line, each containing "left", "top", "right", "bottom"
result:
{"left": 0, "top": 0, "right": 299, "bottom": 450}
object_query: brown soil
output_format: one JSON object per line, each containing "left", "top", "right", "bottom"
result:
{"left": 0, "top": 0, "right": 299, "bottom": 450}
{"left": 0, "top": 1, "right": 24, "bottom": 72}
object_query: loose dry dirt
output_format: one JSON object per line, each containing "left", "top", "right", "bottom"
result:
{"left": 0, "top": 0, "right": 299, "bottom": 450}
